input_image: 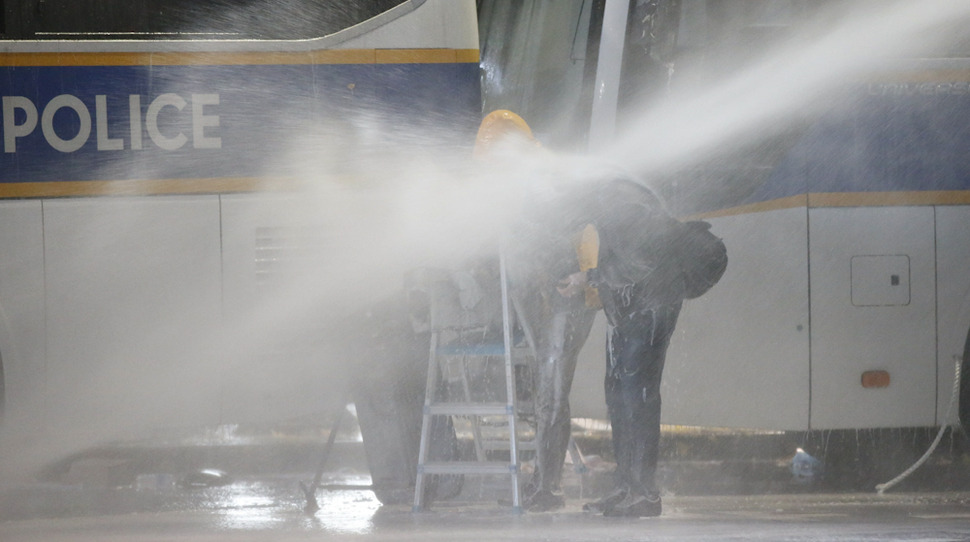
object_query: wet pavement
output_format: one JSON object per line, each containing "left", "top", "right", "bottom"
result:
{"left": 3, "top": 426, "right": 970, "bottom": 540}
{"left": 2, "top": 479, "right": 970, "bottom": 542}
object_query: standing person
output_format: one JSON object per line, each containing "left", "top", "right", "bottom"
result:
{"left": 507, "top": 219, "right": 597, "bottom": 512}
{"left": 475, "top": 110, "right": 598, "bottom": 512}
{"left": 556, "top": 175, "right": 688, "bottom": 518}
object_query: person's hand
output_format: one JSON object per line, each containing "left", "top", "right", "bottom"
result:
{"left": 557, "top": 271, "right": 587, "bottom": 298}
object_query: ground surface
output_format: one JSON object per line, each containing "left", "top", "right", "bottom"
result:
{"left": 3, "top": 425, "right": 970, "bottom": 540}
{"left": 2, "top": 483, "right": 970, "bottom": 542}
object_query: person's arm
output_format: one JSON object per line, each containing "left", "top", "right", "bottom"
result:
{"left": 557, "top": 269, "right": 589, "bottom": 298}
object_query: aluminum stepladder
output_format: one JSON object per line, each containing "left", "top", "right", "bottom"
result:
{"left": 412, "top": 253, "right": 532, "bottom": 512}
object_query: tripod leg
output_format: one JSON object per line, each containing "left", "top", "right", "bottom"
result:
{"left": 303, "top": 398, "right": 347, "bottom": 514}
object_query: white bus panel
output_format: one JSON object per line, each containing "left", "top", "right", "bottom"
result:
{"left": 218, "top": 194, "right": 350, "bottom": 426}
{"left": 42, "top": 197, "right": 224, "bottom": 441}
{"left": 570, "top": 206, "right": 812, "bottom": 430}
{"left": 809, "top": 206, "right": 937, "bottom": 429}
{"left": 665, "top": 207, "right": 810, "bottom": 430}
{"left": 0, "top": 201, "right": 46, "bottom": 442}
{"left": 934, "top": 205, "right": 970, "bottom": 426}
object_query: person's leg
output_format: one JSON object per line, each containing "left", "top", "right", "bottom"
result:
{"left": 582, "top": 323, "right": 632, "bottom": 513}
{"left": 604, "top": 303, "right": 681, "bottom": 517}
{"left": 527, "top": 307, "right": 595, "bottom": 510}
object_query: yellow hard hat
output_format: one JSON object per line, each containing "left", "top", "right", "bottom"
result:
{"left": 473, "top": 109, "right": 542, "bottom": 159}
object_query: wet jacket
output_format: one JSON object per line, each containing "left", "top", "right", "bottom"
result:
{"left": 586, "top": 179, "right": 686, "bottom": 323}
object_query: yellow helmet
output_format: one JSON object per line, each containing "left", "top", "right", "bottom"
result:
{"left": 473, "top": 109, "right": 542, "bottom": 159}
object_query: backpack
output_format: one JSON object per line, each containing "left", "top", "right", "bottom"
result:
{"left": 675, "top": 220, "right": 727, "bottom": 299}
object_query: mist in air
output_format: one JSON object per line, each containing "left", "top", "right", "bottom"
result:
{"left": 3, "top": 0, "right": 970, "bottom": 482}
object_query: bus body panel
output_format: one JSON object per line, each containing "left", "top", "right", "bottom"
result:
{"left": 217, "top": 193, "right": 353, "bottom": 426}
{"left": 934, "top": 206, "right": 970, "bottom": 426}
{"left": 667, "top": 209, "right": 811, "bottom": 430}
{"left": 41, "top": 197, "right": 224, "bottom": 439}
{"left": 555, "top": 59, "right": 970, "bottom": 431}
{"left": 809, "top": 206, "right": 937, "bottom": 429}
{"left": 8, "top": 0, "right": 970, "bottom": 452}
{"left": 0, "top": 201, "right": 45, "bottom": 437}
{"left": 0, "top": 1, "right": 483, "bottom": 464}
{"left": 0, "top": 61, "right": 480, "bottom": 189}
{"left": 571, "top": 208, "right": 813, "bottom": 430}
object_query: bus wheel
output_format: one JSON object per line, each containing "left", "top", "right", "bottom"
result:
{"left": 959, "top": 326, "right": 970, "bottom": 436}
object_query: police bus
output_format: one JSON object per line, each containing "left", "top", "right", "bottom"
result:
{"left": 5, "top": 0, "right": 970, "bottom": 498}
{"left": 0, "top": 0, "right": 480, "bottom": 499}
{"left": 483, "top": 0, "right": 970, "bottom": 482}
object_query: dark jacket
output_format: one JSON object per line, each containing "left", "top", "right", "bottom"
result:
{"left": 587, "top": 178, "right": 686, "bottom": 321}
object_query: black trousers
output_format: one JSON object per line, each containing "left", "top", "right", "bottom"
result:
{"left": 604, "top": 302, "right": 681, "bottom": 498}
{"left": 530, "top": 308, "right": 596, "bottom": 494}
{"left": 514, "top": 280, "right": 595, "bottom": 496}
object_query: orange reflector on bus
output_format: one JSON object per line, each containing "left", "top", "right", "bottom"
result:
{"left": 861, "top": 370, "right": 891, "bottom": 388}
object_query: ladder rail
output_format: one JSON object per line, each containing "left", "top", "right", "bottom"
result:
{"left": 412, "top": 328, "right": 441, "bottom": 511}
{"left": 498, "top": 251, "right": 522, "bottom": 510}
{"left": 413, "top": 256, "right": 527, "bottom": 513}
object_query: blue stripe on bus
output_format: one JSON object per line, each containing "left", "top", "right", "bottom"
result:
{"left": 742, "top": 82, "right": 970, "bottom": 208}
{"left": 0, "top": 62, "right": 481, "bottom": 186}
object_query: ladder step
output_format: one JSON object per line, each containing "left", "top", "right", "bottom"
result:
{"left": 418, "top": 461, "right": 518, "bottom": 475}
{"left": 481, "top": 439, "right": 536, "bottom": 451}
{"left": 427, "top": 402, "right": 511, "bottom": 416}
{"left": 414, "top": 259, "right": 532, "bottom": 510}
{"left": 438, "top": 343, "right": 506, "bottom": 356}
{"left": 437, "top": 344, "right": 532, "bottom": 357}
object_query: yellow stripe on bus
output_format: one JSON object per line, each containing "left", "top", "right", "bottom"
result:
{"left": 694, "top": 191, "right": 970, "bottom": 219}
{"left": 3, "top": 185, "right": 970, "bottom": 203}
{"left": 867, "top": 70, "right": 970, "bottom": 83}
{"left": 694, "top": 195, "right": 808, "bottom": 219}
{"left": 0, "top": 178, "right": 302, "bottom": 198}
{"left": 0, "top": 48, "right": 480, "bottom": 67}
{"left": 808, "top": 191, "right": 970, "bottom": 207}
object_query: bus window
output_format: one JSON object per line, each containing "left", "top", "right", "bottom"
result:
{"left": 663, "top": 0, "right": 809, "bottom": 86}
{"left": 617, "top": 1, "right": 820, "bottom": 214}
{"left": 617, "top": 0, "right": 970, "bottom": 214}
{"left": 479, "top": 1, "right": 595, "bottom": 150}
{"left": 11, "top": 0, "right": 408, "bottom": 40}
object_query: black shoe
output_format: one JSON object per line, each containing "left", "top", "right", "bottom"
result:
{"left": 525, "top": 489, "right": 565, "bottom": 512}
{"left": 603, "top": 494, "right": 662, "bottom": 518}
{"left": 582, "top": 487, "right": 628, "bottom": 513}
